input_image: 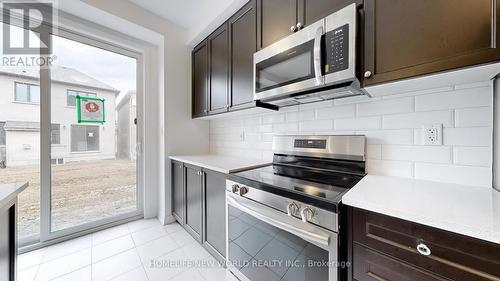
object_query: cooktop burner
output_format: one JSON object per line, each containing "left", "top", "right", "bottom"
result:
{"left": 229, "top": 163, "right": 364, "bottom": 212}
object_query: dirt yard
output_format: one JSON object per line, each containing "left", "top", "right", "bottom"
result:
{"left": 0, "top": 159, "right": 136, "bottom": 238}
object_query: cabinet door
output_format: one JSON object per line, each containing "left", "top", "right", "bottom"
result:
{"left": 192, "top": 41, "right": 208, "bottom": 117}
{"left": 184, "top": 165, "right": 203, "bottom": 242}
{"left": 203, "top": 170, "right": 227, "bottom": 262}
{"left": 257, "top": 0, "right": 297, "bottom": 49}
{"left": 229, "top": 0, "right": 257, "bottom": 110}
{"left": 208, "top": 24, "right": 229, "bottom": 114}
{"left": 297, "top": 0, "right": 360, "bottom": 27}
{"left": 171, "top": 161, "right": 184, "bottom": 225}
{"left": 363, "top": 0, "right": 500, "bottom": 86}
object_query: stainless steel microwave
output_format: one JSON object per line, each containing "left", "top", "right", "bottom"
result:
{"left": 253, "top": 4, "right": 368, "bottom": 107}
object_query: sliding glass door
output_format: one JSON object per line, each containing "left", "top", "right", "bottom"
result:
{"left": 1, "top": 18, "right": 143, "bottom": 247}
{"left": 46, "top": 31, "right": 142, "bottom": 238}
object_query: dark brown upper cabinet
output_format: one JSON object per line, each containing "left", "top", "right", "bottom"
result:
{"left": 257, "top": 0, "right": 296, "bottom": 49}
{"left": 297, "top": 0, "right": 361, "bottom": 27}
{"left": 208, "top": 24, "right": 230, "bottom": 114}
{"left": 363, "top": 0, "right": 500, "bottom": 86}
{"left": 229, "top": 0, "right": 257, "bottom": 110}
{"left": 192, "top": 40, "right": 208, "bottom": 118}
{"left": 257, "top": 0, "right": 359, "bottom": 49}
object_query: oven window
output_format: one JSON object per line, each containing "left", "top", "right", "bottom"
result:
{"left": 256, "top": 40, "right": 315, "bottom": 93}
{"left": 228, "top": 205, "right": 329, "bottom": 281}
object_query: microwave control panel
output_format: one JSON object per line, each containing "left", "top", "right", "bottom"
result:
{"left": 324, "top": 24, "right": 349, "bottom": 74}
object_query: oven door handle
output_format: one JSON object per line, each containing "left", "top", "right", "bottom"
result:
{"left": 313, "top": 25, "right": 324, "bottom": 85}
{"left": 227, "top": 193, "right": 331, "bottom": 247}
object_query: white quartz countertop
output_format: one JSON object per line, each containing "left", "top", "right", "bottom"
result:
{"left": 0, "top": 182, "right": 29, "bottom": 210}
{"left": 169, "top": 155, "right": 270, "bottom": 174}
{"left": 342, "top": 175, "right": 500, "bottom": 245}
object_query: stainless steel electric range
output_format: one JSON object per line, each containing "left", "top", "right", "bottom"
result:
{"left": 225, "top": 135, "right": 366, "bottom": 281}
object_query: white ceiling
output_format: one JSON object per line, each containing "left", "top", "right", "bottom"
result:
{"left": 128, "top": 0, "right": 246, "bottom": 45}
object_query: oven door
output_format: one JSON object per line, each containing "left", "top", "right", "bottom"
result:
{"left": 253, "top": 19, "right": 325, "bottom": 102}
{"left": 225, "top": 192, "right": 339, "bottom": 281}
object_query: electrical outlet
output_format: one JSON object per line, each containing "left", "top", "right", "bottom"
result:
{"left": 423, "top": 124, "right": 443, "bottom": 145}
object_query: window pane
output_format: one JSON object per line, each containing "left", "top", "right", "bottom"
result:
{"left": 71, "top": 125, "right": 87, "bottom": 152}
{"left": 30, "top": 85, "right": 40, "bottom": 103}
{"left": 51, "top": 124, "right": 60, "bottom": 145}
{"left": 0, "top": 122, "right": 5, "bottom": 146}
{"left": 67, "top": 90, "right": 76, "bottom": 106}
{"left": 15, "top": 83, "right": 29, "bottom": 102}
{"left": 86, "top": 126, "right": 99, "bottom": 151}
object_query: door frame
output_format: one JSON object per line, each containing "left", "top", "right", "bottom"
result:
{"left": 2, "top": 10, "right": 146, "bottom": 249}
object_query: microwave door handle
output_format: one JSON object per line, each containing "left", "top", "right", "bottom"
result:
{"left": 227, "top": 193, "right": 330, "bottom": 247}
{"left": 313, "top": 25, "right": 324, "bottom": 85}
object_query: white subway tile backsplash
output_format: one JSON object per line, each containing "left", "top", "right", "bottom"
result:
{"left": 366, "top": 160, "right": 414, "bottom": 178}
{"left": 334, "top": 116, "right": 381, "bottom": 131}
{"left": 273, "top": 123, "right": 298, "bottom": 133}
{"left": 415, "top": 163, "right": 492, "bottom": 187}
{"left": 366, "top": 145, "right": 381, "bottom": 160}
{"left": 357, "top": 97, "right": 414, "bottom": 116}
{"left": 210, "top": 80, "right": 494, "bottom": 187}
{"left": 383, "top": 111, "right": 453, "bottom": 129}
{"left": 359, "top": 130, "right": 414, "bottom": 145}
{"left": 453, "top": 147, "right": 492, "bottom": 167}
{"left": 455, "top": 107, "right": 492, "bottom": 127}
{"left": 299, "top": 120, "right": 333, "bottom": 132}
{"left": 285, "top": 112, "right": 298, "bottom": 122}
{"left": 299, "top": 110, "right": 315, "bottom": 121}
{"left": 316, "top": 105, "right": 356, "bottom": 120}
{"left": 263, "top": 113, "right": 285, "bottom": 124}
{"left": 443, "top": 127, "right": 492, "bottom": 146}
{"left": 380, "top": 86, "right": 454, "bottom": 100}
{"left": 415, "top": 87, "right": 491, "bottom": 111}
{"left": 382, "top": 145, "right": 452, "bottom": 164}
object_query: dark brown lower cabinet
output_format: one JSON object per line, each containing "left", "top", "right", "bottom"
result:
{"left": 171, "top": 161, "right": 184, "bottom": 224}
{"left": 184, "top": 164, "right": 203, "bottom": 242}
{"left": 203, "top": 169, "right": 227, "bottom": 262}
{"left": 0, "top": 201, "right": 16, "bottom": 281}
{"left": 351, "top": 208, "right": 500, "bottom": 281}
{"left": 171, "top": 160, "right": 227, "bottom": 262}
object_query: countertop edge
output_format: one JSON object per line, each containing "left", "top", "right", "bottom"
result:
{"left": 169, "top": 155, "right": 270, "bottom": 174}
{"left": 0, "top": 181, "right": 29, "bottom": 210}
{"left": 342, "top": 195, "right": 500, "bottom": 245}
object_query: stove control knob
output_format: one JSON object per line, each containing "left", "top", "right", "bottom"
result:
{"left": 287, "top": 202, "right": 299, "bottom": 216}
{"left": 300, "top": 207, "right": 315, "bottom": 223}
{"left": 231, "top": 184, "right": 240, "bottom": 193}
{"left": 238, "top": 186, "right": 249, "bottom": 196}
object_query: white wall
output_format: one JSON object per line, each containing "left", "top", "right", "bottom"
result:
{"left": 211, "top": 79, "right": 496, "bottom": 188}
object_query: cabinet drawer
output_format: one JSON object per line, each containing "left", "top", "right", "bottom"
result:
{"left": 352, "top": 208, "right": 500, "bottom": 280}
{"left": 353, "top": 244, "right": 444, "bottom": 281}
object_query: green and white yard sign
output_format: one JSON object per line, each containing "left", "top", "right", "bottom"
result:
{"left": 77, "top": 95, "right": 106, "bottom": 124}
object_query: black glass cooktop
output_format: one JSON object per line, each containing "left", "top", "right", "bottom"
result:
{"left": 228, "top": 163, "right": 364, "bottom": 212}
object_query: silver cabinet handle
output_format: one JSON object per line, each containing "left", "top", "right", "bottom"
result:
{"left": 296, "top": 22, "right": 303, "bottom": 30}
{"left": 416, "top": 243, "right": 431, "bottom": 256}
{"left": 290, "top": 25, "right": 297, "bottom": 32}
{"left": 364, "top": 71, "right": 372, "bottom": 78}
{"left": 227, "top": 193, "right": 331, "bottom": 247}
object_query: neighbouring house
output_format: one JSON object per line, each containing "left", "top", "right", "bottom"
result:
{"left": 116, "top": 90, "right": 136, "bottom": 160}
{"left": 0, "top": 65, "right": 120, "bottom": 167}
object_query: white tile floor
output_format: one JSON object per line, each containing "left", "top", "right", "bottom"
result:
{"left": 17, "top": 219, "right": 239, "bottom": 281}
